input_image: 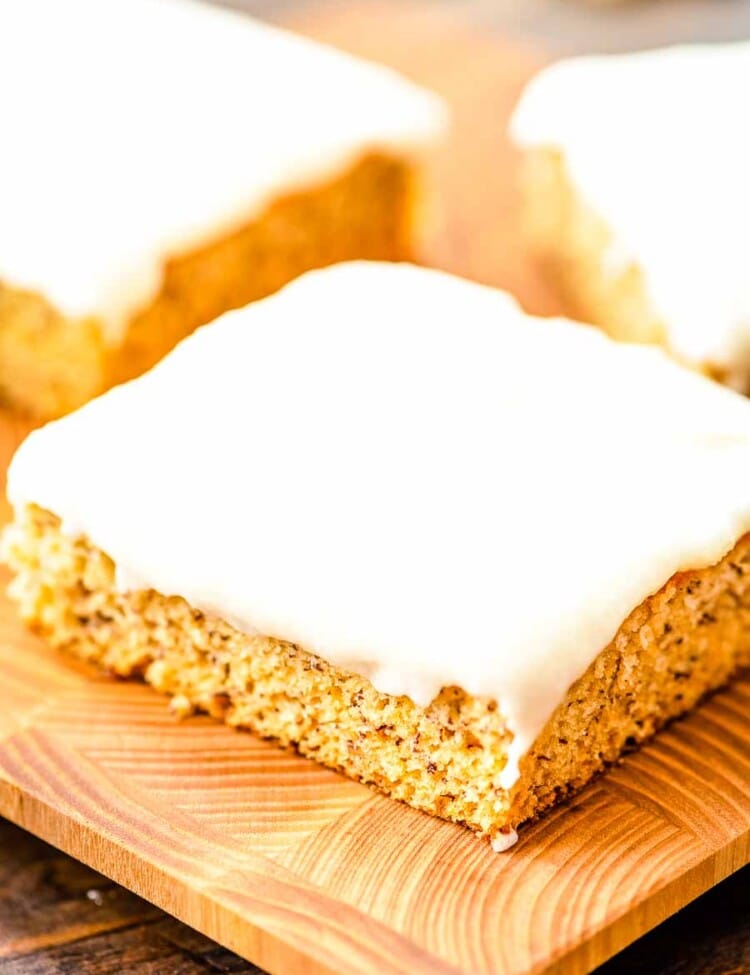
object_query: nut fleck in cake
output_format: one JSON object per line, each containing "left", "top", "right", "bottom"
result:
{"left": 511, "top": 42, "right": 750, "bottom": 391}
{"left": 5, "top": 262, "right": 750, "bottom": 851}
{"left": 0, "top": 0, "right": 446, "bottom": 418}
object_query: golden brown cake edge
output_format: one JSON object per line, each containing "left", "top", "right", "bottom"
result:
{"left": 4, "top": 503, "right": 750, "bottom": 847}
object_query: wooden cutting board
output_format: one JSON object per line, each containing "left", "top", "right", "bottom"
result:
{"left": 1, "top": 4, "right": 748, "bottom": 974}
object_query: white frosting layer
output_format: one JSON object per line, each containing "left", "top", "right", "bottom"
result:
{"left": 1, "top": 0, "right": 446, "bottom": 340}
{"left": 511, "top": 43, "right": 750, "bottom": 388}
{"left": 10, "top": 262, "right": 750, "bottom": 787}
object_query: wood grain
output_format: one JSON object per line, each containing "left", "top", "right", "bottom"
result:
{"left": 0, "top": 3, "right": 749, "bottom": 975}
{"left": 1, "top": 816, "right": 748, "bottom": 975}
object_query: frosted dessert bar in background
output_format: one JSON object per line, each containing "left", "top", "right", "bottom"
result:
{"left": 0, "top": 0, "right": 446, "bottom": 418}
{"left": 6, "top": 261, "right": 750, "bottom": 851}
{"left": 511, "top": 42, "right": 750, "bottom": 391}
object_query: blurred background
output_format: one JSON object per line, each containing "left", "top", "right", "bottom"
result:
{"left": 197, "top": 0, "right": 750, "bottom": 323}
{"left": 218, "top": 0, "right": 750, "bottom": 53}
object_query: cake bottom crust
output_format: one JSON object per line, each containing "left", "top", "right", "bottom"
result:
{"left": 5, "top": 505, "right": 750, "bottom": 847}
{"left": 0, "top": 152, "right": 414, "bottom": 419}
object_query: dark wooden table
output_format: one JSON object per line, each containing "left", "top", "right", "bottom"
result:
{"left": 2, "top": 1, "right": 749, "bottom": 973}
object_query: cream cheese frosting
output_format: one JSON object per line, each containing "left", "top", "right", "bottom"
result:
{"left": 510, "top": 42, "right": 750, "bottom": 389}
{"left": 10, "top": 261, "right": 750, "bottom": 788}
{"left": 1, "top": 0, "right": 446, "bottom": 341}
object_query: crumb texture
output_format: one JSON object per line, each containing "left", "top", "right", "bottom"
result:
{"left": 5, "top": 504, "right": 750, "bottom": 842}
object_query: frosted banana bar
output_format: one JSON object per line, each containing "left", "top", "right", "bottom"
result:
{"left": 511, "top": 42, "right": 750, "bottom": 391}
{"left": 5, "top": 262, "right": 750, "bottom": 850}
{"left": 0, "top": 0, "right": 446, "bottom": 417}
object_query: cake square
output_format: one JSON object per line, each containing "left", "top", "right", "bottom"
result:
{"left": 0, "top": 0, "right": 446, "bottom": 417}
{"left": 5, "top": 262, "right": 750, "bottom": 850}
{"left": 511, "top": 42, "right": 750, "bottom": 391}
